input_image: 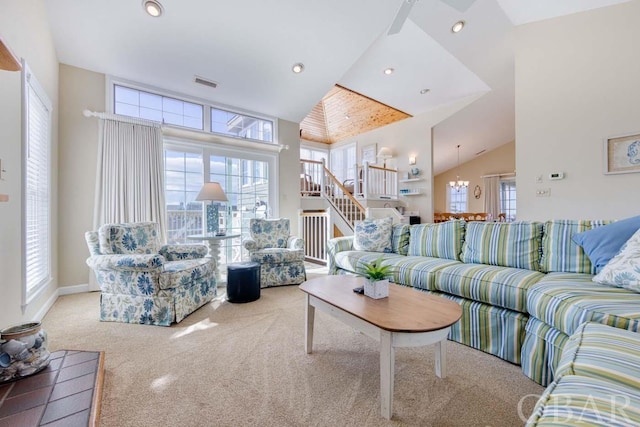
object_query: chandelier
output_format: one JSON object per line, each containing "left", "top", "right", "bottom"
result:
{"left": 449, "top": 144, "right": 469, "bottom": 192}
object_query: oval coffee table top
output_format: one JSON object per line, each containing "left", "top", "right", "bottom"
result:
{"left": 300, "top": 275, "right": 462, "bottom": 333}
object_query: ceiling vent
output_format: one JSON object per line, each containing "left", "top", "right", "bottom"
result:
{"left": 194, "top": 76, "right": 218, "bottom": 89}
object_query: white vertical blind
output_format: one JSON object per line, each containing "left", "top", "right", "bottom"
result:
{"left": 23, "top": 62, "right": 52, "bottom": 303}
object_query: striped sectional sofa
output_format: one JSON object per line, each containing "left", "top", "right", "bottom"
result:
{"left": 527, "top": 322, "right": 640, "bottom": 426}
{"left": 327, "top": 219, "right": 640, "bottom": 388}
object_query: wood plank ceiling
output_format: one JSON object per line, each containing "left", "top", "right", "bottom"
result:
{"left": 300, "top": 85, "right": 411, "bottom": 144}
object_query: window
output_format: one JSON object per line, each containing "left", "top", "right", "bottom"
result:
{"left": 211, "top": 107, "right": 273, "bottom": 142}
{"left": 500, "top": 179, "right": 516, "bottom": 222}
{"left": 164, "top": 143, "right": 276, "bottom": 266}
{"left": 300, "top": 146, "right": 328, "bottom": 188}
{"left": 23, "top": 63, "right": 52, "bottom": 303}
{"left": 330, "top": 144, "right": 356, "bottom": 184}
{"left": 210, "top": 154, "right": 271, "bottom": 263}
{"left": 165, "top": 150, "right": 204, "bottom": 243}
{"left": 111, "top": 81, "right": 278, "bottom": 144}
{"left": 114, "top": 85, "right": 204, "bottom": 130}
{"left": 447, "top": 186, "right": 468, "bottom": 213}
{"left": 300, "top": 146, "right": 328, "bottom": 163}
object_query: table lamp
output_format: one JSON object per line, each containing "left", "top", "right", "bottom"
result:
{"left": 377, "top": 147, "right": 394, "bottom": 168}
{"left": 195, "top": 182, "right": 228, "bottom": 235}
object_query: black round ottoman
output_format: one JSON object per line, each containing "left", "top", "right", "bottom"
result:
{"left": 226, "top": 262, "right": 261, "bottom": 303}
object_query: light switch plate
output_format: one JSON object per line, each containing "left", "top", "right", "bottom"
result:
{"left": 535, "top": 188, "right": 551, "bottom": 197}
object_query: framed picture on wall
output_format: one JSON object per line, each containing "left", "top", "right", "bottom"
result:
{"left": 361, "top": 143, "right": 377, "bottom": 165}
{"left": 604, "top": 132, "right": 640, "bottom": 174}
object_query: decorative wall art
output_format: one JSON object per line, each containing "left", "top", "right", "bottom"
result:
{"left": 604, "top": 132, "right": 640, "bottom": 174}
{"left": 361, "top": 143, "right": 377, "bottom": 165}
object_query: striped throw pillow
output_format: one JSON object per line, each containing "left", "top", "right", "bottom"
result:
{"left": 408, "top": 220, "right": 465, "bottom": 261}
{"left": 461, "top": 221, "right": 543, "bottom": 271}
{"left": 391, "top": 223, "right": 411, "bottom": 255}
{"left": 541, "top": 220, "right": 611, "bottom": 274}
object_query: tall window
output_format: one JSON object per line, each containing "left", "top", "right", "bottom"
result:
{"left": 211, "top": 108, "right": 273, "bottom": 142}
{"left": 447, "top": 186, "right": 468, "bottom": 213}
{"left": 114, "top": 85, "right": 204, "bottom": 130}
{"left": 210, "top": 154, "right": 271, "bottom": 263}
{"left": 300, "top": 146, "right": 328, "bottom": 186}
{"left": 164, "top": 144, "right": 275, "bottom": 265}
{"left": 23, "top": 63, "right": 52, "bottom": 302}
{"left": 330, "top": 143, "right": 356, "bottom": 184}
{"left": 164, "top": 150, "right": 204, "bottom": 242}
{"left": 500, "top": 179, "right": 516, "bottom": 222}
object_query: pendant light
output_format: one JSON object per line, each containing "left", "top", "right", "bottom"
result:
{"left": 449, "top": 145, "right": 469, "bottom": 191}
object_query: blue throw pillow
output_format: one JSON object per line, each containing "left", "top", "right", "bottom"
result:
{"left": 572, "top": 215, "right": 640, "bottom": 273}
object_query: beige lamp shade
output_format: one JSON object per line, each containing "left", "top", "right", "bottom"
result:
{"left": 377, "top": 147, "right": 394, "bottom": 160}
{"left": 195, "top": 182, "right": 228, "bottom": 202}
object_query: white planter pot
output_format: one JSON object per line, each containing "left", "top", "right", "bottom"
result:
{"left": 364, "top": 279, "right": 389, "bottom": 299}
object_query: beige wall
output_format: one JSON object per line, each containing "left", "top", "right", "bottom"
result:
{"left": 515, "top": 1, "right": 640, "bottom": 220}
{"left": 433, "top": 142, "right": 515, "bottom": 213}
{"left": 58, "top": 64, "right": 105, "bottom": 287}
{"left": 0, "top": 0, "right": 60, "bottom": 327}
{"left": 277, "top": 118, "right": 302, "bottom": 232}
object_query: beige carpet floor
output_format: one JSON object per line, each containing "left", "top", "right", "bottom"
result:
{"left": 42, "top": 272, "right": 544, "bottom": 426}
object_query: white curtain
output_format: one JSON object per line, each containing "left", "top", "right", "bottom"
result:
{"left": 93, "top": 118, "right": 167, "bottom": 242}
{"left": 483, "top": 176, "right": 501, "bottom": 221}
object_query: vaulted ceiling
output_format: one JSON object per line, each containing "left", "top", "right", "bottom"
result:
{"left": 300, "top": 85, "right": 411, "bottom": 144}
{"left": 42, "top": 0, "right": 632, "bottom": 173}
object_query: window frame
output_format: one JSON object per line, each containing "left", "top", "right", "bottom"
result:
{"left": 329, "top": 142, "right": 356, "bottom": 184}
{"left": 113, "top": 84, "right": 204, "bottom": 131}
{"left": 21, "top": 61, "right": 53, "bottom": 308}
{"left": 210, "top": 107, "right": 274, "bottom": 143}
{"left": 500, "top": 177, "right": 517, "bottom": 222}
{"left": 163, "top": 138, "right": 279, "bottom": 246}
{"left": 107, "top": 77, "right": 278, "bottom": 145}
{"left": 446, "top": 185, "right": 468, "bottom": 213}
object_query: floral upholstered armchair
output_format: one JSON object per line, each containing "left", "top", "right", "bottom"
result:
{"left": 85, "top": 222, "right": 217, "bottom": 326}
{"left": 243, "top": 218, "right": 306, "bottom": 287}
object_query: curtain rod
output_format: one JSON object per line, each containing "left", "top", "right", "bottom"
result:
{"left": 480, "top": 172, "right": 516, "bottom": 179}
{"left": 82, "top": 109, "right": 162, "bottom": 128}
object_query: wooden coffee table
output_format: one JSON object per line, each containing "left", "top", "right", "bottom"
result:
{"left": 299, "top": 275, "right": 462, "bottom": 420}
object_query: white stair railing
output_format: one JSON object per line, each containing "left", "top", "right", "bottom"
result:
{"left": 299, "top": 209, "right": 330, "bottom": 263}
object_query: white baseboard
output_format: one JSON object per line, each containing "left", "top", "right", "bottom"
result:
{"left": 33, "top": 284, "right": 90, "bottom": 322}
{"left": 34, "top": 289, "right": 60, "bottom": 322}
{"left": 58, "top": 284, "right": 90, "bottom": 296}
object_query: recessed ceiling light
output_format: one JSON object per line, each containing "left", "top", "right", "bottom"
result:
{"left": 143, "top": 0, "right": 163, "bottom": 17}
{"left": 451, "top": 20, "right": 465, "bottom": 33}
{"left": 292, "top": 63, "right": 305, "bottom": 73}
{"left": 383, "top": 68, "right": 395, "bottom": 75}
{"left": 420, "top": 88, "right": 430, "bottom": 94}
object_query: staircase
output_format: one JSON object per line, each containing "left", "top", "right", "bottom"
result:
{"left": 299, "top": 159, "right": 399, "bottom": 262}
{"left": 300, "top": 159, "right": 365, "bottom": 231}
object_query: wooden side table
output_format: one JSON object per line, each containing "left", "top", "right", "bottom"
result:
{"left": 187, "top": 234, "right": 240, "bottom": 284}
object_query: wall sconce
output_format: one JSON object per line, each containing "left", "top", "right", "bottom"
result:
{"left": 409, "top": 155, "right": 416, "bottom": 165}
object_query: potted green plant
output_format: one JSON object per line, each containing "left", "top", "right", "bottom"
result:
{"left": 358, "top": 256, "right": 393, "bottom": 299}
